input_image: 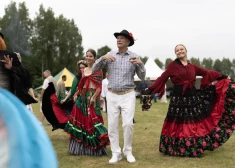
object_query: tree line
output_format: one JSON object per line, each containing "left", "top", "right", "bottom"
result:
{"left": 1, "top": 2, "right": 234, "bottom": 88}
{"left": 0, "top": 2, "right": 84, "bottom": 88}
{"left": 140, "top": 57, "right": 235, "bottom": 79}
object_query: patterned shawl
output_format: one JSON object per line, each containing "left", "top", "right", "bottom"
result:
{"left": 78, "top": 69, "right": 103, "bottom": 95}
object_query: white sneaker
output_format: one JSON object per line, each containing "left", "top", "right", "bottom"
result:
{"left": 109, "top": 155, "right": 122, "bottom": 164}
{"left": 125, "top": 154, "right": 136, "bottom": 163}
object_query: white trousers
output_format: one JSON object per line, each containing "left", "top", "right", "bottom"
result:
{"left": 106, "top": 91, "right": 136, "bottom": 156}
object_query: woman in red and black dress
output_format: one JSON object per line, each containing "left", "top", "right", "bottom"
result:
{"left": 147, "top": 44, "right": 235, "bottom": 157}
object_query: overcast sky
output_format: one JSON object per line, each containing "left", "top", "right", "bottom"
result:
{"left": 1, "top": 0, "right": 235, "bottom": 63}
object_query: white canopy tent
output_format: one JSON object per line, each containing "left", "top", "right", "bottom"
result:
{"left": 134, "top": 56, "right": 163, "bottom": 81}
{"left": 134, "top": 56, "right": 168, "bottom": 102}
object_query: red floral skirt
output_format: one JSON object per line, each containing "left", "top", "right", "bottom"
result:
{"left": 64, "top": 90, "right": 109, "bottom": 155}
{"left": 159, "top": 79, "right": 235, "bottom": 157}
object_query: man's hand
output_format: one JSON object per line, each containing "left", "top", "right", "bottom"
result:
{"left": 129, "top": 57, "right": 143, "bottom": 65}
{"left": 102, "top": 55, "right": 116, "bottom": 62}
{"left": 1, "top": 55, "right": 13, "bottom": 69}
{"left": 143, "top": 88, "right": 152, "bottom": 95}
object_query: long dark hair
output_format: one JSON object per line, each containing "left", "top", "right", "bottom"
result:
{"left": 76, "top": 49, "right": 96, "bottom": 79}
{"left": 86, "top": 49, "right": 96, "bottom": 58}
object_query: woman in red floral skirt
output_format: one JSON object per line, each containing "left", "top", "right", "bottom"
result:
{"left": 146, "top": 44, "right": 235, "bottom": 157}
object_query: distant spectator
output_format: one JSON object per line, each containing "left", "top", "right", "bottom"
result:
{"left": 146, "top": 77, "right": 152, "bottom": 87}
{"left": 101, "top": 73, "right": 109, "bottom": 113}
{"left": 138, "top": 80, "right": 148, "bottom": 104}
{"left": 57, "top": 75, "right": 67, "bottom": 102}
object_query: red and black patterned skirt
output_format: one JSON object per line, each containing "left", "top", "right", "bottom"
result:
{"left": 159, "top": 79, "right": 235, "bottom": 157}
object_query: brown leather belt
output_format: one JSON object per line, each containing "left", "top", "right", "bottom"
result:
{"left": 108, "top": 89, "right": 134, "bottom": 95}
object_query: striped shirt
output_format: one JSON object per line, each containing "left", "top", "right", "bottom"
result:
{"left": 92, "top": 50, "right": 146, "bottom": 92}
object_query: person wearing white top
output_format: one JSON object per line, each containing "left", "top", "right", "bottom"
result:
{"left": 160, "top": 85, "right": 168, "bottom": 103}
{"left": 40, "top": 70, "right": 57, "bottom": 127}
{"left": 101, "top": 73, "right": 109, "bottom": 113}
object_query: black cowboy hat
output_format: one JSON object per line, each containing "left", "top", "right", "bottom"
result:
{"left": 114, "top": 29, "right": 134, "bottom": 47}
{"left": 0, "top": 32, "right": 4, "bottom": 39}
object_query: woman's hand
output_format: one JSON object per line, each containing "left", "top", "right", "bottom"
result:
{"left": 61, "top": 99, "right": 66, "bottom": 104}
{"left": 33, "top": 97, "right": 38, "bottom": 102}
{"left": 90, "top": 96, "right": 96, "bottom": 106}
{"left": 1, "top": 55, "right": 13, "bottom": 69}
{"left": 227, "top": 76, "right": 231, "bottom": 79}
{"left": 73, "top": 95, "right": 77, "bottom": 102}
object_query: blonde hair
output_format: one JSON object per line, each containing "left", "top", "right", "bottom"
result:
{"left": 77, "top": 60, "right": 87, "bottom": 66}
{"left": 174, "top": 44, "right": 187, "bottom": 53}
{"left": 0, "top": 37, "right": 6, "bottom": 50}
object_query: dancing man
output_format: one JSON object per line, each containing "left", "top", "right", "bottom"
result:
{"left": 93, "top": 30, "right": 146, "bottom": 163}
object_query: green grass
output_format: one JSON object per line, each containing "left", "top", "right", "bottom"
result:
{"left": 32, "top": 99, "right": 235, "bottom": 168}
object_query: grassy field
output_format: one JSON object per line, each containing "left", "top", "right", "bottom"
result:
{"left": 32, "top": 99, "right": 235, "bottom": 168}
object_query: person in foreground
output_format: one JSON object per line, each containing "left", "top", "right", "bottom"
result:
{"left": 0, "top": 32, "right": 24, "bottom": 92}
{"left": 146, "top": 44, "right": 235, "bottom": 157}
{"left": 64, "top": 49, "right": 109, "bottom": 156}
{"left": 93, "top": 30, "right": 146, "bottom": 163}
{"left": 0, "top": 32, "right": 36, "bottom": 106}
{"left": 0, "top": 89, "right": 58, "bottom": 168}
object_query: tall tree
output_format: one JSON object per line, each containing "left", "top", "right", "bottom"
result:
{"left": 190, "top": 57, "right": 201, "bottom": 66}
{"left": 165, "top": 58, "right": 173, "bottom": 69}
{"left": 154, "top": 58, "right": 163, "bottom": 69}
{"left": 31, "top": 5, "right": 57, "bottom": 77}
{"left": 0, "top": 2, "right": 37, "bottom": 86}
{"left": 213, "top": 59, "right": 222, "bottom": 72}
{"left": 231, "top": 59, "right": 235, "bottom": 80}
{"left": 97, "top": 45, "right": 111, "bottom": 59}
{"left": 201, "top": 58, "right": 213, "bottom": 70}
{"left": 54, "top": 15, "right": 84, "bottom": 74}
{"left": 0, "top": 2, "right": 18, "bottom": 50}
{"left": 221, "top": 58, "right": 232, "bottom": 76}
{"left": 140, "top": 56, "right": 148, "bottom": 64}
{"left": 96, "top": 46, "right": 111, "bottom": 77}
{"left": 0, "top": 2, "right": 32, "bottom": 54}
{"left": 0, "top": 2, "right": 85, "bottom": 88}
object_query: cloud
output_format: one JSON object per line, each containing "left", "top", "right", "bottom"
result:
{"left": 1, "top": 0, "right": 235, "bottom": 63}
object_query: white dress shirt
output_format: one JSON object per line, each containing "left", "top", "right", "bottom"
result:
{"left": 101, "top": 78, "right": 109, "bottom": 97}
